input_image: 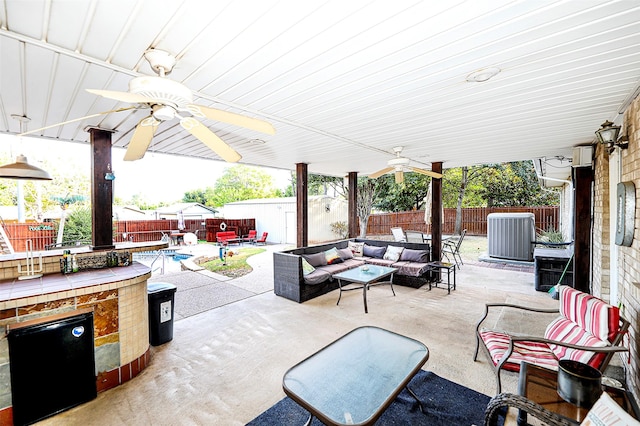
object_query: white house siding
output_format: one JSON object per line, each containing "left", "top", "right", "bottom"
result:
{"left": 223, "top": 196, "right": 348, "bottom": 244}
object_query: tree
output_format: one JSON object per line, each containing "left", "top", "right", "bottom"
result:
{"left": 203, "top": 165, "right": 281, "bottom": 207}
{"left": 183, "top": 189, "right": 208, "bottom": 204}
{"left": 50, "top": 194, "right": 87, "bottom": 244}
{"left": 374, "top": 173, "right": 432, "bottom": 211}
{"left": 63, "top": 206, "right": 92, "bottom": 243}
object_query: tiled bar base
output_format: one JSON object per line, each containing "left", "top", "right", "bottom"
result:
{"left": 0, "top": 252, "right": 156, "bottom": 426}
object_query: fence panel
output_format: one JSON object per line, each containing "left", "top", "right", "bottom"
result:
{"left": 366, "top": 206, "right": 559, "bottom": 236}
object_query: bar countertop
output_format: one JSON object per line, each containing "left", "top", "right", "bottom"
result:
{"left": 0, "top": 262, "right": 152, "bottom": 307}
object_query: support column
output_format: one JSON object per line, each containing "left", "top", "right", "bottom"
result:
{"left": 573, "top": 166, "right": 593, "bottom": 293}
{"left": 348, "top": 172, "right": 358, "bottom": 238}
{"left": 88, "top": 128, "right": 115, "bottom": 250}
{"left": 431, "top": 162, "right": 443, "bottom": 262}
{"left": 296, "top": 163, "right": 308, "bottom": 248}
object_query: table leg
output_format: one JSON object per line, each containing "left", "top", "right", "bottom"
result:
{"left": 406, "top": 386, "right": 424, "bottom": 414}
{"left": 363, "top": 282, "right": 368, "bottom": 314}
{"left": 389, "top": 273, "right": 396, "bottom": 296}
{"left": 304, "top": 412, "right": 315, "bottom": 426}
{"left": 336, "top": 279, "right": 343, "bottom": 306}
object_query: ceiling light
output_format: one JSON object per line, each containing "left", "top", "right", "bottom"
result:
{"left": 0, "top": 115, "right": 53, "bottom": 180}
{"left": 466, "top": 67, "right": 501, "bottom": 82}
{"left": 0, "top": 154, "right": 53, "bottom": 180}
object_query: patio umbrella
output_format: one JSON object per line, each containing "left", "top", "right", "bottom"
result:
{"left": 177, "top": 210, "right": 185, "bottom": 231}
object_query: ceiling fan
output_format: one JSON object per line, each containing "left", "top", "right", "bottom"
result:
{"left": 21, "top": 49, "right": 275, "bottom": 162}
{"left": 369, "top": 146, "right": 443, "bottom": 183}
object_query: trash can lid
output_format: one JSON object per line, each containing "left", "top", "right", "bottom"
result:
{"left": 147, "top": 282, "right": 177, "bottom": 294}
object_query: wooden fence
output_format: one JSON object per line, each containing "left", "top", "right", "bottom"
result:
{"left": 366, "top": 206, "right": 559, "bottom": 236}
{"left": 3, "top": 218, "right": 257, "bottom": 252}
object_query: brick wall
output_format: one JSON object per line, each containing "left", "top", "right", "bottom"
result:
{"left": 593, "top": 94, "right": 640, "bottom": 401}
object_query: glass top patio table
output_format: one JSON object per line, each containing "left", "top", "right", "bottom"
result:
{"left": 282, "top": 326, "right": 429, "bottom": 426}
{"left": 332, "top": 265, "right": 397, "bottom": 313}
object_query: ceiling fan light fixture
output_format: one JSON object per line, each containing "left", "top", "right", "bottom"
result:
{"left": 466, "top": 67, "right": 501, "bottom": 82}
{"left": 0, "top": 155, "right": 52, "bottom": 181}
{"left": 152, "top": 104, "right": 176, "bottom": 121}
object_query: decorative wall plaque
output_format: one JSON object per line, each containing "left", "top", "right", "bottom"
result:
{"left": 615, "top": 181, "right": 635, "bottom": 247}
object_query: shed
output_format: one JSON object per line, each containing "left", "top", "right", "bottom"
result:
{"left": 152, "top": 203, "right": 218, "bottom": 221}
{"left": 223, "top": 196, "right": 348, "bottom": 244}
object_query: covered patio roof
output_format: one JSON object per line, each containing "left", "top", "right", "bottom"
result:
{"left": 2, "top": 1, "right": 640, "bottom": 184}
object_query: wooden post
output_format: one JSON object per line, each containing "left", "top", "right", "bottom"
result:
{"left": 296, "top": 163, "right": 308, "bottom": 248}
{"left": 348, "top": 172, "right": 358, "bottom": 238}
{"left": 88, "top": 128, "right": 115, "bottom": 250}
{"left": 431, "top": 162, "right": 443, "bottom": 262}
{"left": 573, "top": 166, "right": 593, "bottom": 293}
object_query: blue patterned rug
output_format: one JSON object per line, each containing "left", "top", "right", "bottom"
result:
{"left": 247, "top": 370, "right": 499, "bottom": 425}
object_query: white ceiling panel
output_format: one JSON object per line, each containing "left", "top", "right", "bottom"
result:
{"left": 1, "top": 0, "right": 640, "bottom": 182}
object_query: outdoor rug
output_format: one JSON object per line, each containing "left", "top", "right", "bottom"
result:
{"left": 246, "top": 370, "right": 502, "bottom": 426}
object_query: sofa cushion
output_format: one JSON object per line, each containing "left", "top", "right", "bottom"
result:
{"left": 383, "top": 245, "right": 404, "bottom": 261}
{"left": 348, "top": 241, "right": 365, "bottom": 257}
{"left": 338, "top": 248, "right": 354, "bottom": 260}
{"left": 365, "top": 258, "right": 397, "bottom": 267}
{"left": 399, "top": 248, "right": 429, "bottom": 263}
{"left": 302, "top": 268, "right": 332, "bottom": 285}
{"left": 479, "top": 329, "right": 558, "bottom": 372}
{"left": 324, "top": 247, "right": 343, "bottom": 264}
{"left": 301, "top": 258, "right": 315, "bottom": 275}
{"left": 303, "top": 252, "right": 327, "bottom": 267}
{"left": 363, "top": 244, "right": 386, "bottom": 259}
{"left": 392, "top": 261, "right": 430, "bottom": 277}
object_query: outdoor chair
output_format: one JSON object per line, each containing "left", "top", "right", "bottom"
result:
{"left": 474, "top": 285, "right": 630, "bottom": 394}
{"left": 391, "top": 227, "right": 406, "bottom": 242}
{"left": 405, "top": 230, "right": 426, "bottom": 243}
{"left": 442, "top": 228, "right": 466, "bottom": 267}
{"left": 255, "top": 232, "right": 268, "bottom": 245}
{"left": 242, "top": 230, "right": 257, "bottom": 244}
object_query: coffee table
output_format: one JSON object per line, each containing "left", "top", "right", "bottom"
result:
{"left": 517, "top": 362, "right": 639, "bottom": 425}
{"left": 282, "top": 326, "right": 429, "bottom": 426}
{"left": 332, "top": 265, "right": 397, "bottom": 313}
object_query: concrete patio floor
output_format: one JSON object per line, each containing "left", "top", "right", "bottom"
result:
{"left": 39, "top": 237, "right": 560, "bottom": 425}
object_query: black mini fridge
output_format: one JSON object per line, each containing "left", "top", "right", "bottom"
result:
{"left": 8, "top": 310, "right": 97, "bottom": 426}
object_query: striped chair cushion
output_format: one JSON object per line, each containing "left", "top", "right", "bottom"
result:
{"left": 544, "top": 317, "right": 608, "bottom": 367}
{"left": 559, "top": 286, "right": 620, "bottom": 342}
{"left": 479, "top": 329, "right": 559, "bottom": 371}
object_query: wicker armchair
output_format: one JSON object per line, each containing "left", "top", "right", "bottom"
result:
{"left": 485, "top": 393, "right": 578, "bottom": 426}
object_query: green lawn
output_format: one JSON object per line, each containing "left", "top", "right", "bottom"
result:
{"left": 201, "top": 247, "right": 265, "bottom": 278}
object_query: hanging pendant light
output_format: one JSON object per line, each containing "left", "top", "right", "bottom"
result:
{"left": 0, "top": 154, "right": 52, "bottom": 180}
{"left": 0, "top": 115, "right": 52, "bottom": 180}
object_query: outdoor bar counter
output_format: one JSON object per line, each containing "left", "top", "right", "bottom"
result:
{"left": 0, "top": 241, "right": 167, "bottom": 423}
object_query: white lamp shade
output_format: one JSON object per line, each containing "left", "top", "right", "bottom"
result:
{"left": 0, "top": 155, "right": 52, "bottom": 180}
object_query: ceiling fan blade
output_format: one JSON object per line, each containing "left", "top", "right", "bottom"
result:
{"left": 395, "top": 170, "right": 404, "bottom": 184}
{"left": 180, "top": 117, "right": 242, "bottom": 163}
{"left": 188, "top": 104, "right": 275, "bottom": 135}
{"left": 18, "top": 106, "right": 136, "bottom": 136}
{"left": 369, "top": 167, "right": 394, "bottom": 179}
{"left": 123, "top": 116, "right": 160, "bottom": 161}
{"left": 87, "top": 89, "right": 154, "bottom": 104}
{"left": 409, "top": 166, "right": 443, "bottom": 179}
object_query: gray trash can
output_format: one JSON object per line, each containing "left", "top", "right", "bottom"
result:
{"left": 147, "top": 282, "right": 177, "bottom": 346}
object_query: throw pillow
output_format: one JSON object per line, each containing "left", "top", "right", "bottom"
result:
{"left": 363, "top": 244, "right": 386, "bottom": 259}
{"left": 324, "top": 247, "right": 343, "bottom": 264}
{"left": 348, "top": 241, "right": 365, "bottom": 257}
{"left": 399, "top": 248, "right": 429, "bottom": 263}
{"left": 580, "top": 392, "right": 640, "bottom": 426}
{"left": 338, "top": 247, "right": 354, "bottom": 260}
{"left": 301, "top": 258, "right": 316, "bottom": 275}
{"left": 302, "top": 252, "right": 327, "bottom": 267}
{"left": 383, "top": 245, "right": 404, "bottom": 261}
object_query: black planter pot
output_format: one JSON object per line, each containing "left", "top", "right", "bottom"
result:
{"left": 557, "top": 359, "right": 602, "bottom": 408}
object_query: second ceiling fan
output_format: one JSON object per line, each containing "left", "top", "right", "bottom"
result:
{"left": 369, "top": 146, "right": 443, "bottom": 183}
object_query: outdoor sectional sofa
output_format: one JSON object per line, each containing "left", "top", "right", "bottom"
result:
{"left": 273, "top": 239, "right": 433, "bottom": 303}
